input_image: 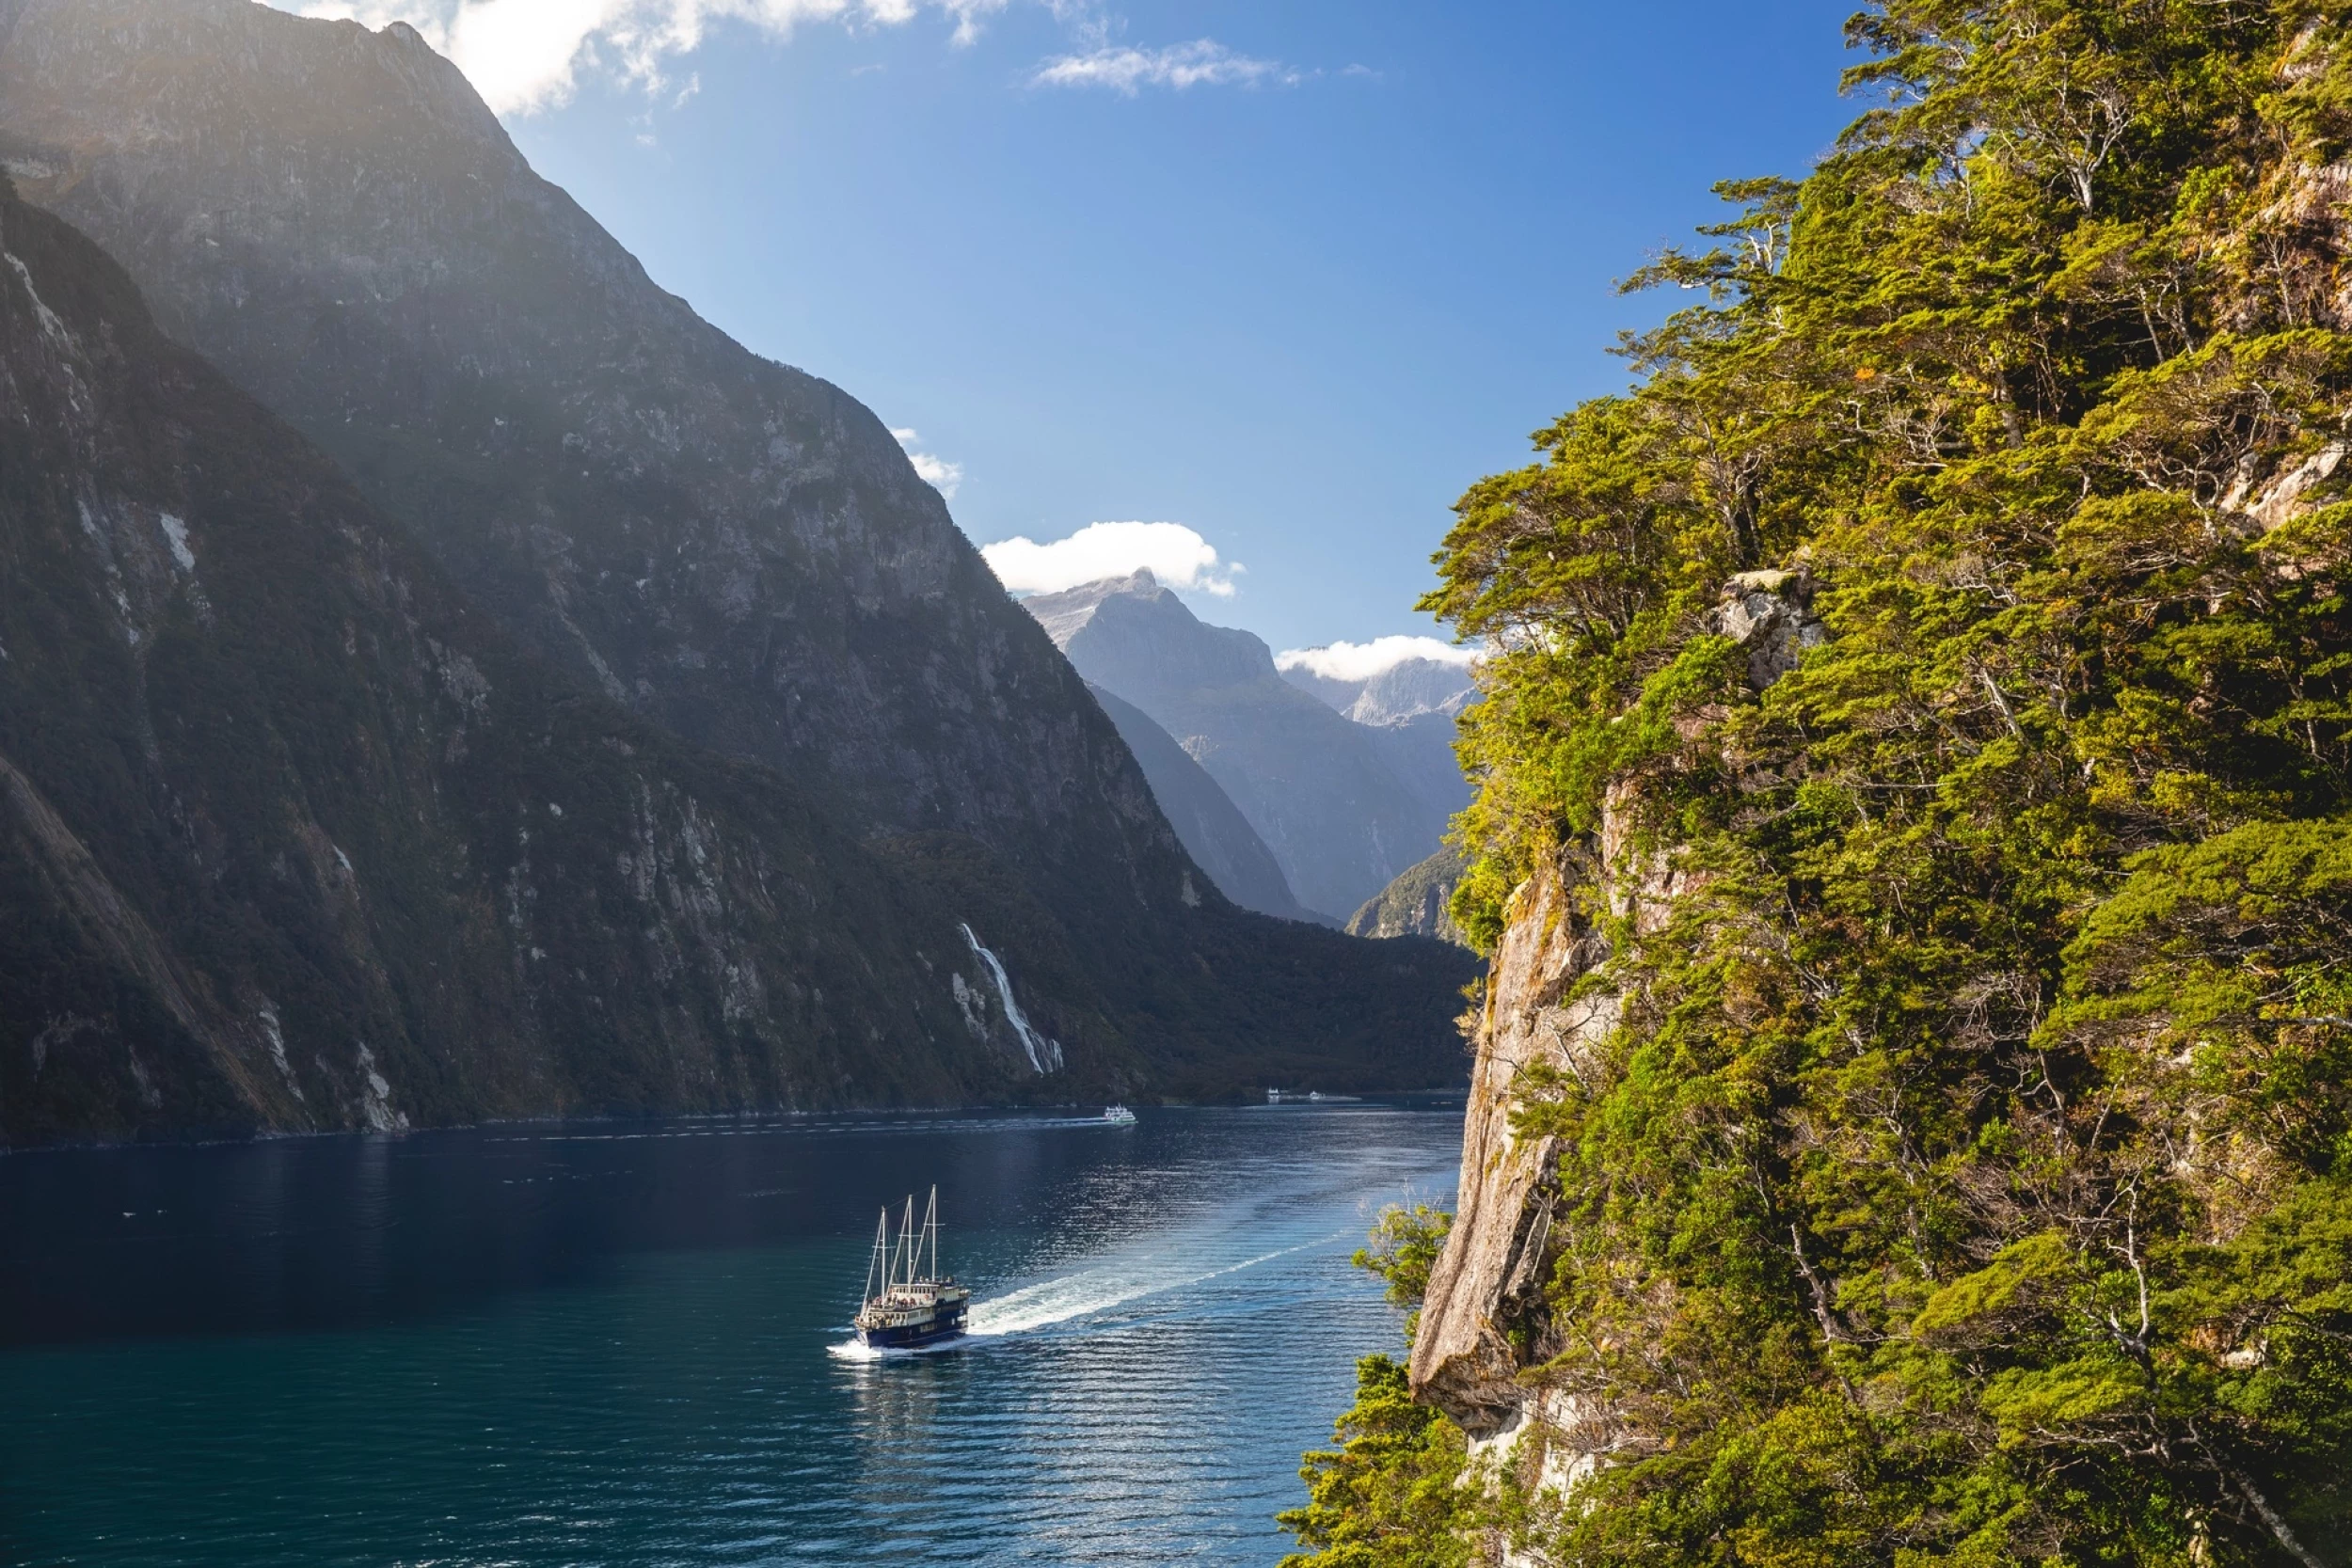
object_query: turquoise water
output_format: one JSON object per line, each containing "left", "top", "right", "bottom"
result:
{"left": 0, "top": 1102, "right": 1461, "bottom": 1565}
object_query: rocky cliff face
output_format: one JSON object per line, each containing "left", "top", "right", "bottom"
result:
{"left": 0, "top": 0, "right": 1481, "bottom": 1113}
{"left": 1409, "top": 575, "right": 1820, "bottom": 1485}
{"left": 1025, "top": 571, "right": 1446, "bottom": 920}
{"left": 0, "top": 183, "right": 1082, "bottom": 1145}
{"left": 1409, "top": 846, "right": 1613, "bottom": 1444}
{"left": 0, "top": 0, "right": 1168, "bottom": 955}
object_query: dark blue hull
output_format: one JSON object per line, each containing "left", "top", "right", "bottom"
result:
{"left": 857, "top": 1307, "right": 967, "bottom": 1349}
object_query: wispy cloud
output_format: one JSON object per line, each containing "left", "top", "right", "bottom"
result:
{"left": 284, "top": 0, "right": 1296, "bottom": 115}
{"left": 980, "top": 521, "right": 1241, "bottom": 596}
{"left": 288, "top": 0, "right": 1007, "bottom": 115}
{"left": 1275, "top": 637, "right": 1478, "bottom": 683}
{"left": 890, "top": 428, "right": 964, "bottom": 499}
{"left": 1031, "top": 39, "right": 1295, "bottom": 94}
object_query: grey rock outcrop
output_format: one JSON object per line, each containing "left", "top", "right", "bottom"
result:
{"left": 1410, "top": 570, "right": 1825, "bottom": 1484}
{"left": 1711, "top": 569, "right": 1825, "bottom": 690}
{"left": 1023, "top": 572, "right": 1445, "bottom": 921}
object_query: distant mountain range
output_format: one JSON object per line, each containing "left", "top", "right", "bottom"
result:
{"left": 0, "top": 0, "right": 1475, "bottom": 1144}
{"left": 1081, "top": 685, "right": 1327, "bottom": 927}
{"left": 1022, "top": 571, "right": 1474, "bottom": 923}
{"left": 1279, "top": 657, "right": 1477, "bottom": 727}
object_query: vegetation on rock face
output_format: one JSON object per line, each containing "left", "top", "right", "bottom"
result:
{"left": 1280, "top": 1204, "right": 1470, "bottom": 1568}
{"left": 1302, "top": 2, "right": 2352, "bottom": 1561}
{"left": 1347, "top": 847, "right": 1472, "bottom": 948}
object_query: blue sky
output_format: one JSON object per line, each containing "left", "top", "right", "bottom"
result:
{"left": 307, "top": 0, "right": 1861, "bottom": 656}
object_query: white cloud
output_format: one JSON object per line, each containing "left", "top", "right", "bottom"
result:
{"left": 1031, "top": 39, "right": 1294, "bottom": 94}
{"left": 1275, "top": 637, "right": 1478, "bottom": 683}
{"left": 283, "top": 0, "right": 1294, "bottom": 117}
{"left": 288, "top": 0, "right": 1005, "bottom": 115}
{"left": 980, "top": 521, "right": 1240, "bottom": 596}
{"left": 890, "top": 428, "right": 963, "bottom": 499}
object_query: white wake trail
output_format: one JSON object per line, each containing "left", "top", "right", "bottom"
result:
{"left": 966, "top": 1232, "right": 1339, "bottom": 1338}
{"left": 825, "top": 1231, "right": 1342, "bottom": 1360}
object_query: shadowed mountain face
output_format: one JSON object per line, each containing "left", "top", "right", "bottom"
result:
{"left": 1082, "top": 685, "right": 1324, "bottom": 927}
{"left": 1281, "top": 656, "right": 1476, "bottom": 851}
{"left": 0, "top": 0, "right": 1482, "bottom": 1139}
{"left": 1025, "top": 573, "right": 1445, "bottom": 921}
{"left": 0, "top": 0, "right": 1174, "bottom": 919}
{"left": 0, "top": 183, "right": 1097, "bottom": 1144}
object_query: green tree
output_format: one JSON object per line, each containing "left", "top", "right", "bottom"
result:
{"left": 1346, "top": 2, "right": 2352, "bottom": 1562}
{"left": 1281, "top": 1207, "right": 1472, "bottom": 1568}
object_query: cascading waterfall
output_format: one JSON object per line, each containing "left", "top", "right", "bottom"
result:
{"left": 958, "top": 924, "right": 1063, "bottom": 1074}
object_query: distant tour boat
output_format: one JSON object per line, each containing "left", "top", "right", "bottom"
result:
{"left": 1102, "top": 1104, "right": 1136, "bottom": 1125}
{"left": 853, "top": 1187, "right": 969, "bottom": 1350}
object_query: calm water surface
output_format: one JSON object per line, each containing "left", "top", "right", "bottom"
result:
{"left": 0, "top": 1101, "right": 1461, "bottom": 1566}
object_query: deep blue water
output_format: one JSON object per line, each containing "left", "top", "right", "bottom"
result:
{"left": 0, "top": 1101, "right": 1462, "bottom": 1566}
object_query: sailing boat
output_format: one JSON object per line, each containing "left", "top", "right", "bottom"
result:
{"left": 852, "top": 1186, "right": 971, "bottom": 1349}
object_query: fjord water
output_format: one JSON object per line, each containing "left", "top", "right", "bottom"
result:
{"left": 0, "top": 1102, "right": 1460, "bottom": 1565}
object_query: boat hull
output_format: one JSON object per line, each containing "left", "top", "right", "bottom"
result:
{"left": 856, "top": 1305, "right": 969, "bottom": 1350}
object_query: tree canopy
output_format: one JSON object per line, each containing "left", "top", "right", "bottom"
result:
{"left": 1305, "top": 2, "right": 2352, "bottom": 1562}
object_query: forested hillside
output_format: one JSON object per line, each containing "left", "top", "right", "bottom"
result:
{"left": 1287, "top": 2, "right": 2352, "bottom": 1562}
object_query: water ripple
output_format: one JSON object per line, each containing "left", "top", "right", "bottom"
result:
{"left": 0, "top": 1103, "right": 1461, "bottom": 1567}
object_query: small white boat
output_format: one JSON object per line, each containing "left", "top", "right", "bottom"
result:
{"left": 1102, "top": 1104, "right": 1136, "bottom": 1125}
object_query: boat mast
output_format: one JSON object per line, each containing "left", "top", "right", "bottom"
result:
{"left": 865, "top": 1208, "right": 889, "bottom": 1307}
{"left": 921, "top": 1186, "right": 940, "bottom": 1279}
{"left": 894, "top": 1195, "right": 916, "bottom": 1289}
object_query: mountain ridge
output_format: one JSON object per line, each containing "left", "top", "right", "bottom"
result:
{"left": 0, "top": 0, "right": 1479, "bottom": 1120}
{"left": 1081, "top": 683, "right": 1324, "bottom": 927}
{"left": 0, "top": 176, "right": 1073, "bottom": 1142}
{"left": 1023, "top": 570, "right": 1454, "bottom": 920}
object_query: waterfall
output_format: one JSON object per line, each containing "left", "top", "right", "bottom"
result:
{"left": 959, "top": 924, "right": 1063, "bottom": 1074}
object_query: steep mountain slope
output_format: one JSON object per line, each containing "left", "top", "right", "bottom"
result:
{"left": 0, "top": 184, "right": 1475, "bottom": 1147}
{"left": 0, "top": 182, "right": 1089, "bottom": 1145}
{"left": 1024, "top": 572, "right": 1441, "bottom": 920}
{"left": 1281, "top": 656, "right": 1477, "bottom": 842}
{"left": 0, "top": 0, "right": 1477, "bottom": 1093}
{"left": 1083, "top": 685, "right": 1322, "bottom": 927}
{"left": 1363, "top": 712, "right": 1472, "bottom": 834}
{"left": 1345, "top": 847, "right": 1467, "bottom": 946}
{"left": 0, "top": 0, "right": 1113, "bottom": 864}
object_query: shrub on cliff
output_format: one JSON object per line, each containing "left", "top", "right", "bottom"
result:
{"left": 1282, "top": 1205, "right": 1471, "bottom": 1568}
{"left": 1381, "top": 1, "right": 2352, "bottom": 1561}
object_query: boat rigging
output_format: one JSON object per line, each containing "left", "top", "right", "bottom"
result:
{"left": 852, "top": 1185, "right": 970, "bottom": 1350}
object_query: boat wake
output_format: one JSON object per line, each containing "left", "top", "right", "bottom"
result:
{"left": 824, "top": 1232, "right": 1341, "bottom": 1362}
{"left": 968, "top": 1232, "right": 1338, "bottom": 1337}
{"left": 827, "top": 1338, "right": 954, "bottom": 1363}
